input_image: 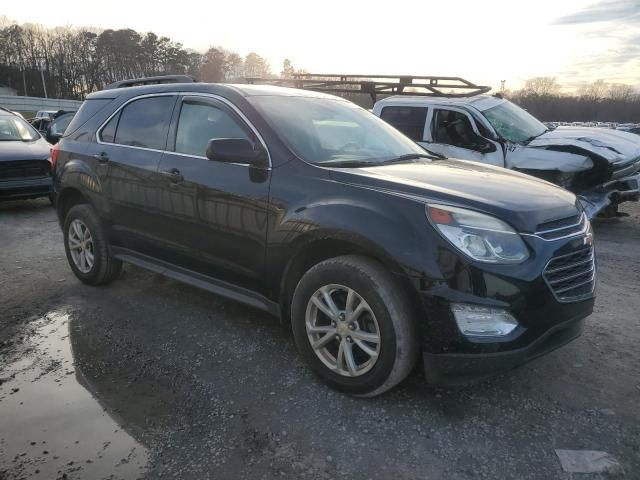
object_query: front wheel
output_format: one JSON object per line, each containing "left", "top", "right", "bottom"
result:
{"left": 291, "top": 255, "right": 418, "bottom": 397}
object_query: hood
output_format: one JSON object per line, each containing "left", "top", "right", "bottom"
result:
{"left": 328, "top": 159, "right": 580, "bottom": 233}
{"left": 0, "top": 137, "right": 51, "bottom": 162}
{"left": 529, "top": 126, "right": 640, "bottom": 166}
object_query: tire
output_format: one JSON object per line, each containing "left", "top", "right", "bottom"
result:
{"left": 63, "top": 204, "right": 122, "bottom": 285}
{"left": 291, "top": 255, "right": 418, "bottom": 397}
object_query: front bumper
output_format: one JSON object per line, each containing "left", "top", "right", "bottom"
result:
{"left": 417, "top": 228, "right": 595, "bottom": 386}
{"left": 0, "top": 176, "right": 53, "bottom": 200}
{"left": 422, "top": 314, "right": 585, "bottom": 385}
{"left": 579, "top": 172, "right": 640, "bottom": 218}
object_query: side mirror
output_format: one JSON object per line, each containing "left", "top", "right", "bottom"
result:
{"left": 47, "top": 132, "right": 63, "bottom": 144}
{"left": 477, "top": 138, "right": 496, "bottom": 153}
{"left": 45, "top": 123, "right": 62, "bottom": 144}
{"left": 206, "top": 138, "right": 268, "bottom": 168}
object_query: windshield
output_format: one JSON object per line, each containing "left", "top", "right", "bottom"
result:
{"left": 249, "top": 96, "right": 427, "bottom": 165}
{"left": 482, "top": 100, "right": 547, "bottom": 143}
{"left": 0, "top": 116, "right": 40, "bottom": 141}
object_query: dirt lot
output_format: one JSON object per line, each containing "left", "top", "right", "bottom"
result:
{"left": 0, "top": 199, "right": 639, "bottom": 480}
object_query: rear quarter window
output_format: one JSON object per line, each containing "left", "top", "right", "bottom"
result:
{"left": 64, "top": 98, "right": 114, "bottom": 136}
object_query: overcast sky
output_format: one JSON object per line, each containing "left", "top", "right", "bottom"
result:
{"left": 2, "top": 0, "right": 639, "bottom": 91}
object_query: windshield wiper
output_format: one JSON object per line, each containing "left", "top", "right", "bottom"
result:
{"left": 321, "top": 151, "right": 446, "bottom": 168}
{"left": 321, "top": 159, "right": 383, "bottom": 168}
{"left": 383, "top": 152, "right": 445, "bottom": 163}
{"left": 524, "top": 129, "right": 549, "bottom": 143}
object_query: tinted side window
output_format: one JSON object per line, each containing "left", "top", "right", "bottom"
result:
{"left": 174, "top": 101, "right": 250, "bottom": 157}
{"left": 433, "top": 109, "right": 477, "bottom": 148}
{"left": 380, "top": 106, "right": 428, "bottom": 141}
{"left": 113, "top": 96, "right": 175, "bottom": 150}
{"left": 100, "top": 113, "right": 119, "bottom": 143}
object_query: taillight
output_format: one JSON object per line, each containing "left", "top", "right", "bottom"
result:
{"left": 50, "top": 143, "right": 60, "bottom": 171}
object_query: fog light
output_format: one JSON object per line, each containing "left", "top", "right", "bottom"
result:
{"left": 451, "top": 304, "right": 518, "bottom": 337}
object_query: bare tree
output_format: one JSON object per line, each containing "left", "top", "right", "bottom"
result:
{"left": 0, "top": 20, "right": 276, "bottom": 99}
{"left": 522, "top": 77, "right": 561, "bottom": 97}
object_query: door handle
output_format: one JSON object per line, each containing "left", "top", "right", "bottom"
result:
{"left": 160, "top": 168, "right": 184, "bottom": 183}
{"left": 93, "top": 152, "right": 109, "bottom": 164}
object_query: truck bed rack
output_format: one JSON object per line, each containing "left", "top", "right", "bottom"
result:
{"left": 246, "top": 74, "right": 491, "bottom": 102}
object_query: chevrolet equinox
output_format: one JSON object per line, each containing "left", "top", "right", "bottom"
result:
{"left": 52, "top": 79, "right": 595, "bottom": 396}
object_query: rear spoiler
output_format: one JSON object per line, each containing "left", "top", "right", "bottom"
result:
{"left": 246, "top": 74, "right": 491, "bottom": 102}
{"left": 105, "top": 75, "right": 195, "bottom": 90}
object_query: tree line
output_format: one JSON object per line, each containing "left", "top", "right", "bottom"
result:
{"left": 1, "top": 20, "right": 638, "bottom": 122}
{"left": 507, "top": 77, "right": 640, "bottom": 123}
{"left": 0, "top": 19, "right": 285, "bottom": 100}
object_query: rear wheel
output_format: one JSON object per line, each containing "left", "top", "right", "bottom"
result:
{"left": 291, "top": 255, "right": 418, "bottom": 397}
{"left": 63, "top": 204, "right": 122, "bottom": 285}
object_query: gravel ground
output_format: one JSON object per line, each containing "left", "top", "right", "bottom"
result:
{"left": 0, "top": 198, "right": 639, "bottom": 480}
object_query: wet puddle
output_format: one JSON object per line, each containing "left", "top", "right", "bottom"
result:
{"left": 0, "top": 311, "right": 148, "bottom": 479}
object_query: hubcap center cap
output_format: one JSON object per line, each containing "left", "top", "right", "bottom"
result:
{"left": 336, "top": 323, "right": 350, "bottom": 336}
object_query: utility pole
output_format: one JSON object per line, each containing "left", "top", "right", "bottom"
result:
{"left": 500, "top": 80, "right": 506, "bottom": 93}
{"left": 21, "top": 66, "right": 27, "bottom": 96}
{"left": 36, "top": 57, "right": 48, "bottom": 98}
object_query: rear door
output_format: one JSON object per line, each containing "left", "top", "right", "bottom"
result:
{"left": 90, "top": 94, "right": 177, "bottom": 253}
{"left": 152, "top": 94, "right": 271, "bottom": 293}
{"left": 379, "top": 105, "right": 429, "bottom": 143}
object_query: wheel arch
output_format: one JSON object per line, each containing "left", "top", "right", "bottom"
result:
{"left": 56, "top": 187, "right": 91, "bottom": 225}
{"left": 278, "top": 234, "right": 422, "bottom": 327}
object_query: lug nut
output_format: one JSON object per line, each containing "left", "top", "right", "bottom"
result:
{"left": 347, "top": 336, "right": 353, "bottom": 343}
{"left": 348, "top": 323, "right": 355, "bottom": 330}
{"left": 339, "top": 313, "right": 346, "bottom": 321}
{"left": 335, "top": 335, "right": 341, "bottom": 341}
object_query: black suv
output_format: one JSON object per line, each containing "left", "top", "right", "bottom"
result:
{"left": 53, "top": 79, "right": 595, "bottom": 396}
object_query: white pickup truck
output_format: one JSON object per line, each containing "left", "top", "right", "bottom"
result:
{"left": 372, "top": 94, "right": 640, "bottom": 217}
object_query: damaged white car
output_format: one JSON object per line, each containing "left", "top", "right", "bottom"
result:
{"left": 374, "top": 94, "right": 640, "bottom": 218}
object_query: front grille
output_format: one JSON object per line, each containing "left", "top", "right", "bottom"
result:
{"left": 544, "top": 246, "right": 595, "bottom": 302}
{"left": 0, "top": 160, "right": 50, "bottom": 180}
{"left": 535, "top": 213, "right": 586, "bottom": 240}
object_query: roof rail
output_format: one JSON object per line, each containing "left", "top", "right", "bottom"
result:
{"left": 246, "top": 74, "right": 491, "bottom": 102}
{"left": 105, "top": 75, "right": 195, "bottom": 90}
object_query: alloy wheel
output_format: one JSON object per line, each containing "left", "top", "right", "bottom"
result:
{"left": 305, "top": 284, "right": 381, "bottom": 377}
{"left": 68, "top": 219, "right": 95, "bottom": 273}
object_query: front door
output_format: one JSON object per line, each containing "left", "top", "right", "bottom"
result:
{"left": 153, "top": 95, "right": 271, "bottom": 293}
{"left": 426, "top": 108, "right": 504, "bottom": 167}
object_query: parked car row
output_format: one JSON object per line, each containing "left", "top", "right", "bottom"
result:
{"left": 545, "top": 121, "right": 640, "bottom": 134}
{"left": 29, "top": 109, "right": 77, "bottom": 144}
{"left": 0, "top": 107, "right": 77, "bottom": 202}
{"left": 50, "top": 76, "right": 598, "bottom": 396}
{"left": 0, "top": 108, "right": 55, "bottom": 202}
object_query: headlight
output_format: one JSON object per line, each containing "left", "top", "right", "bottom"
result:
{"left": 427, "top": 204, "right": 529, "bottom": 264}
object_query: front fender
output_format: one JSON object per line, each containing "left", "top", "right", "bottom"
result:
{"left": 267, "top": 190, "right": 446, "bottom": 292}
